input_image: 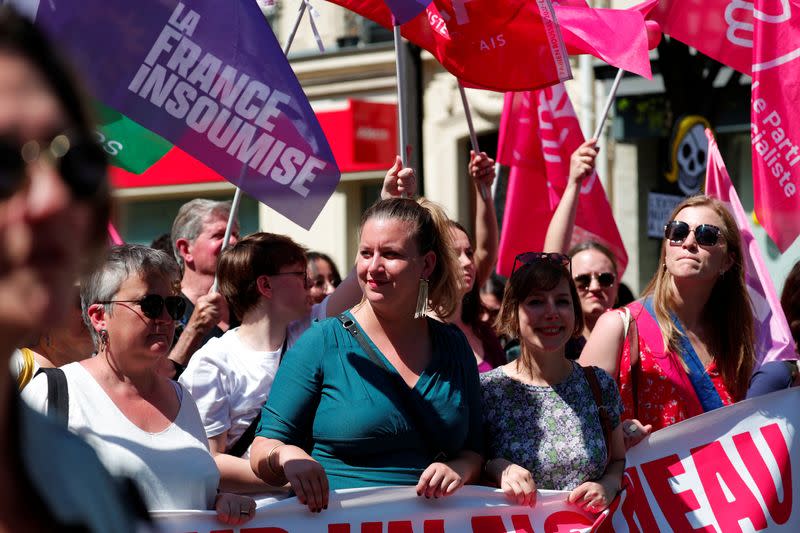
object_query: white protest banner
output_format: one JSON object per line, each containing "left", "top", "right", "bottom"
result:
{"left": 599, "top": 387, "right": 799, "bottom": 532}
{"left": 153, "top": 486, "right": 598, "bottom": 532}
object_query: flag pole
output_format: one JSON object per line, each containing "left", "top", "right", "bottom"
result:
{"left": 457, "top": 81, "right": 490, "bottom": 200}
{"left": 213, "top": 0, "right": 319, "bottom": 291}
{"left": 283, "top": 0, "right": 309, "bottom": 54}
{"left": 393, "top": 25, "right": 409, "bottom": 174}
{"left": 591, "top": 68, "right": 624, "bottom": 143}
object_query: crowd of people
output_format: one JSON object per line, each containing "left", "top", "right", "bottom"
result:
{"left": 1, "top": 4, "right": 799, "bottom": 530}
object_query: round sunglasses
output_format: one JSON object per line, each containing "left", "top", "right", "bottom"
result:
{"left": 511, "top": 252, "right": 571, "bottom": 275}
{"left": 664, "top": 220, "right": 723, "bottom": 247}
{"left": 573, "top": 272, "right": 616, "bottom": 290}
{"left": 0, "top": 132, "right": 107, "bottom": 200}
{"left": 97, "top": 294, "right": 186, "bottom": 320}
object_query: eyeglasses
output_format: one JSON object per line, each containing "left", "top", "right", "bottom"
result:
{"left": 511, "top": 252, "right": 571, "bottom": 276}
{"left": 97, "top": 294, "right": 186, "bottom": 320}
{"left": 269, "top": 270, "right": 310, "bottom": 288}
{"left": 574, "top": 272, "right": 616, "bottom": 290}
{"left": 664, "top": 220, "right": 723, "bottom": 247}
{"left": 0, "top": 132, "right": 107, "bottom": 199}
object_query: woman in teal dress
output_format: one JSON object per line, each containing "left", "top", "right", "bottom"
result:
{"left": 481, "top": 253, "right": 625, "bottom": 513}
{"left": 250, "top": 197, "right": 484, "bottom": 512}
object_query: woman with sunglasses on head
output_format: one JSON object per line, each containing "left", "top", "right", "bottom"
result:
{"left": 481, "top": 253, "right": 625, "bottom": 512}
{"left": 544, "top": 141, "right": 621, "bottom": 359}
{"left": 447, "top": 151, "right": 506, "bottom": 372}
{"left": 250, "top": 197, "right": 484, "bottom": 513}
{"left": 23, "top": 245, "right": 256, "bottom": 525}
{"left": 580, "top": 196, "right": 755, "bottom": 443}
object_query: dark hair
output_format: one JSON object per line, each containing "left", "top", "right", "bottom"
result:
{"left": 217, "top": 232, "right": 307, "bottom": 320}
{"left": 307, "top": 251, "right": 342, "bottom": 287}
{"left": 360, "top": 197, "right": 461, "bottom": 318}
{"left": 150, "top": 233, "right": 174, "bottom": 258}
{"left": 0, "top": 5, "right": 111, "bottom": 259}
{"left": 567, "top": 241, "right": 619, "bottom": 276}
{"left": 781, "top": 260, "right": 800, "bottom": 351}
{"left": 495, "top": 259, "right": 584, "bottom": 341}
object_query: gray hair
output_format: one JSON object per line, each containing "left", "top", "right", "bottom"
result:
{"left": 81, "top": 244, "right": 181, "bottom": 347}
{"left": 171, "top": 199, "right": 233, "bottom": 270}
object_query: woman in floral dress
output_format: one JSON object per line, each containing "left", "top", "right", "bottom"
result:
{"left": 481, "top": 253, "right": 625, "bottom": 512}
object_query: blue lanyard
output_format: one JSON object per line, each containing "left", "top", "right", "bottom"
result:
{"left": 643, "top": 298, "right": 724, "bottom": 412}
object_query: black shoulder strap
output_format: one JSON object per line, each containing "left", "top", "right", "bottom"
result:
{"left": 37, "top": 368, "right": 69, "bottom": 427}
{"left": 229, "top": 411, "right": 261, "bottom": 457}
{"left": 336, "top": 314, "right": 447, "bottom": 462}
{"left": 582, "top": 365, "right": 611, "bottom": 465}
{"left": 228, "top": 335, "right": 289, "bottom": 457}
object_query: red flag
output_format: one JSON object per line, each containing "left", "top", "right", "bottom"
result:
{"left": 497, "top": 84, "right": 628, "bottom": 277}
{"left": 650, "top": 0, "right": 752, "bottom": 74}
{"left": 553, "top": 0, "right": 652, "bottom": 79}
{"left": 750, "top": 0, "right": 800, "bottom": 251}
{"left": 705, "top": 129, "right": 796, "bottom": 367}
{"left": 327, "top": 0, "right": 572, "bottom": 91}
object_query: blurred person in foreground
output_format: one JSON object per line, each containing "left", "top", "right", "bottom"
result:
{"left": 0, "top": 5, "right": 146, "bottom": 530}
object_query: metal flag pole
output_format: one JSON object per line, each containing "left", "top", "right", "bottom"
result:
{"left": 457, "top": 81, "right": 490, "bottom": 200}
{"left": 591, "top": 68, "right": 624, "bottom": 142}
{"left": 213, "top": 1, "right": 322, "bottom": 291}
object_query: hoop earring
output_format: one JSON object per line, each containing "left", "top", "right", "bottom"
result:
{"left": 414, "top": 278, "right": 429, "bottom": 319}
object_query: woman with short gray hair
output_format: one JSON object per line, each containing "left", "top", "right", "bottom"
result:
{"left": 24, "top": 245, "right": 256, "bottom": 524}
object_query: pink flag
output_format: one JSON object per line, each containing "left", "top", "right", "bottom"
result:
{"left": 650, "top": 0, "right": 752, "bottom": 74}
{"left": 497, "top": 83, "right": 628, "bottom": 277}
{"left": 553, "top": 0, "right": 652, "bottom": 79}
{"left": 750, "top": 0, "right": 800, "bottom": 252}
{"left": 704, "top": 128, "right": 795, "bottom": 367}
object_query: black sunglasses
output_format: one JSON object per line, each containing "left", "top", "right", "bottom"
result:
{"left": 0, "top": 132, "right": 107, "bottom": 200}
{"left": 664, "top": 220, "right": 723, "bottom": 247}
{"left": 98, "top": 294, "right": 186, "bottom": 320}
{"left": 511, "top": 252, "right": 571, "bottom": 276}
{"left": 574, "top": 272, "right": 616, "bottom": 290}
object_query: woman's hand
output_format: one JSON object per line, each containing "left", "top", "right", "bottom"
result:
{"left": 497, "top": 462, "right": 537, "bottom": 507}
{"left": 622, "top": 418, "right": 653, "bottom": 449}
{"left": 416, "top": 462, "right": 465, "bottom": 498}
{"left": 214, "top": 492, "right": 256, "bottom": 525}
{"left": 569, "top": 139, "right": 598, "bottom": 185}
{"left": 279, "top": 445, "right": 330, "bottom": 513}
{"left": 381, "top": 156, "right": 417, "bottom": 199}
{"left": 469, "top": 150, "right": 496, "bottom": 189}
{"left": 567, "top": 479, "right": 616, "bottom": 514}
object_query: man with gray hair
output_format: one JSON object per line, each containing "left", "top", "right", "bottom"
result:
{"left": 168, "top": 199, "right": 240, "bottom": 374}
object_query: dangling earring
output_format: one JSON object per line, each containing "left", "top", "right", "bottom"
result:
{"left": 414, "top": 278, "right": 429, "bottom": 319}
{"left": 99, "top": 329, "right": 109, "bottom": 351}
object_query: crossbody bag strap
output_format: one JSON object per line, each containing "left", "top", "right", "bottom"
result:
{"left": 228, "top": 335, "right": 289, "bottom": 457}
{"left": 581, "top": 365, "right": 612, "bottom": 465}
{"left": 37, "top": 367, "right": 69, "bottom": 427}
{"left": 336, "top": 314, "right": 447, "bottom": 462}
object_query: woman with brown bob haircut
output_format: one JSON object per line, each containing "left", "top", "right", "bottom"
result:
{"left": 480, "top": 253, "right": 625, "bottom": 512}
{"left": 581, "top": 195, "right": 755, "bottom": 443}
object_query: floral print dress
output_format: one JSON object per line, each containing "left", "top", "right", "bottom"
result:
{"left": 480, "top": 362, "right": 622, "bottom": 491}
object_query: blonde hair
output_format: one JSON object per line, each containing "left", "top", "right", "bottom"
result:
{"left": 359, "top": 197, "right": 461, "bottom": 319}
{"left": 643, "top": 195, "right": 754, "bottom": 400}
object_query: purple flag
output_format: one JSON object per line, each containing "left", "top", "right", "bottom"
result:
{"left": 382, "top": 0, "right": 432, "bottom": 25}
{"left": 31, "top": 0, "right": 340, "bottom": 229}
{"left": 704, "top": 129, "right": 796, "bottom": 369}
